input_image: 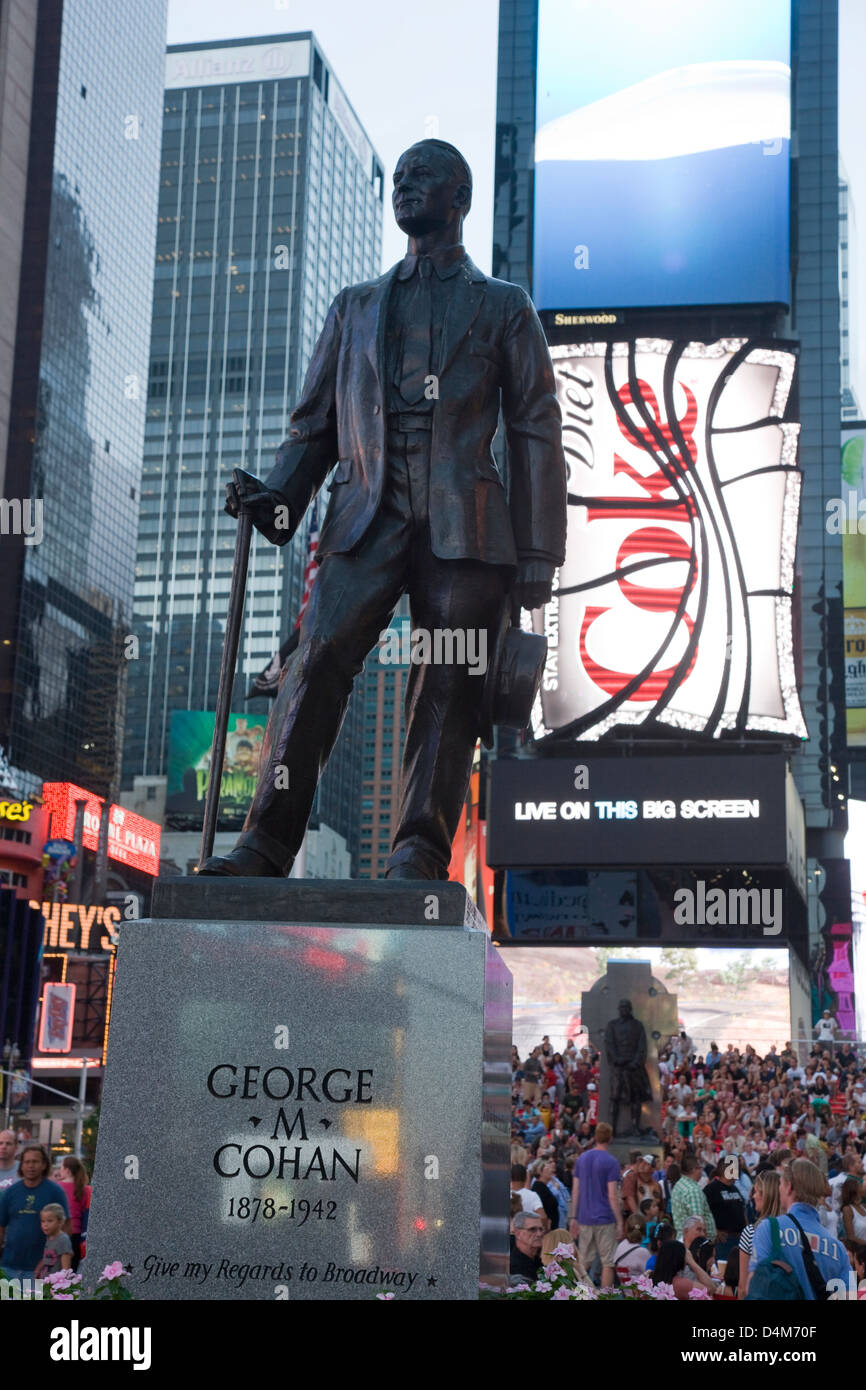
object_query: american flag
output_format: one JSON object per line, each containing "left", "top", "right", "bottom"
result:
{"left": 247, "top": 500, "right": 319, "bottom": 699}
{"left": 295, "top": 498, "right": 319, "bottom": 630}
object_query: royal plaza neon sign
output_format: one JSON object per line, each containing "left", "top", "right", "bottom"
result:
{"left": 41, "top": 782, "right": 160, "bottom": 876}
{"left": 532, "top": 339, "right": 806, "bottom": 741}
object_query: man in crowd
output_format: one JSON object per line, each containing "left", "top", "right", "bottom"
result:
{"left": 568, "top": 1121, "right": 623, "bottom": 1288}
{"left": 0, "top": 1131, "right": 18, "bottom": 1189}
{"left": 0, "top": 1144, "right": 69, "bottom": 1280}
{"left": 522, "top": 1048, "right": 543, "bottom": 1104}
{"left": 510, "top": 1163, "right": 545, "bottom": 1220}
{"left": 829, "top": 1152, "right": 862, "bottom": 1216}
{"left": 621, "top": 1154, "right": 662, "bottom": 1216}
{"left": 749, "top": 1158, "right": 848, "bottom": 1299}
{"left": 671, "top": 1152, "right": 717, "bottom": 1243}
{"left": 814, "top": 1010, "right": 839, "bottom": 1046}
{"left": 704, "top": 1157, "right": 748, "bottom": 1262}
{"left": 510, "top": 1210, "right": 544, "bottom": 1282}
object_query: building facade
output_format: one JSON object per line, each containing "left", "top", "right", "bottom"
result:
{"left": 123, "top": 34, "right": 383, "bottom": 873}
{"left": 0, "top": 0, "right": 168, "bottom": 799}
{"left": 490, "top": 0, "right": 851, "bottom": 1018}
{"left": 358, "top": 604, "right": 411, "bottom": 879}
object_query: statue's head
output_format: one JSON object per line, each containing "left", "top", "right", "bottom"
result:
{"left": 618, "top": 999, "right": 633, "bottom": 1018}
{"left": 392, "top": 139, "right": 472, "bottom": 238}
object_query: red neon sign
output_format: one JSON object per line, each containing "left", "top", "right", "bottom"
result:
{"left": 42, "top": 783, "right": 161, "bottom": 876}
{"left": 38, "top": 983, "right": 76, "bottom": 1053}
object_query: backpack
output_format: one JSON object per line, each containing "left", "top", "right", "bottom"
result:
{"left": 788, "top": 1212, "right": 832, "bottom": 1302}
{"left": 745, "top": 1218, "right": 803, "bottom": 1301}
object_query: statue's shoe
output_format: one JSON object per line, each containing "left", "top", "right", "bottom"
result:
{"left": 198, "top": 846, "right": 284, "bottom": 876}
{"left": 384, "top": 860, "right": 442, "bottom": 881}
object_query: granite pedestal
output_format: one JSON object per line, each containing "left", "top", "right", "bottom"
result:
{"left": 84, "top": 880, "right": 512, "bottom": 1300}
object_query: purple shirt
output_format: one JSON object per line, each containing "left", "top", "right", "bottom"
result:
{"left": 575, "top": 1147, "right": 620, "bottom": 1225}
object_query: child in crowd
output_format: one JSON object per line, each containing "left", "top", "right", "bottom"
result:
{"left": 640, "top": 1195, "right": 663, "bottom": 1248}
{"left": 34, "top": 1204, "right": 73, "bottom": 1277}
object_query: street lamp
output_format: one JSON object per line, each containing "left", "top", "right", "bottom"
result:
{"left": 2, "top": 1039, "right": 21, "bottom": 1129}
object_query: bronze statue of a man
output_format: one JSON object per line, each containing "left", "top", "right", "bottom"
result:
{"left": 200, "top": 139, "right": 567, "bottom": 880}
{"left": 604, "top": 999, "right": 654, "bottom": 1138}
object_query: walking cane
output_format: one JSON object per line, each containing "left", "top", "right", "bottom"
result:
{"left": 198, "top": 471, "right": 253, "bottom": 868}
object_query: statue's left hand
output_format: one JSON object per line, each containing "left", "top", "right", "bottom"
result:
{"left": 513, "top": 559, "right": 555, "bottom": 611}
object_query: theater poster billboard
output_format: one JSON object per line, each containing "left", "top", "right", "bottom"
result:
{"left": 533, "top": 0, "right": 791, "bottom": 311}
{"left": 166, "top": 711, "right": 267, "bottom": 820}
{"left": 531, "top": 338, "right": 805, "bottom": 742}
{"left": 840, "top": 428, "right": 866, "bottom": 745}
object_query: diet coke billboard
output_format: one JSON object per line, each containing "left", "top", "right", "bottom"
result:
{"left": 532, "top": 338, "right": 806, "bottom": 742}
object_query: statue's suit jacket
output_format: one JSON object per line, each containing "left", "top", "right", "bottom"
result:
{"left": 264, "top": 255, "right": 567, "bottom": 569}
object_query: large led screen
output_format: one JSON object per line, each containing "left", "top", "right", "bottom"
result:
{"left": 840, "top": 428, "right": 866, "bottom": 745}
{"left": 533, "top": 0, "right": 791, "bottom": 311}
{"left": 529, "top": 338, "right": 805, "bottom": 742}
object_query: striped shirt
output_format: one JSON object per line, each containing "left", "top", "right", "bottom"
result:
{"left": 671, "top": 1176, "right": 717, "bottom": 1243}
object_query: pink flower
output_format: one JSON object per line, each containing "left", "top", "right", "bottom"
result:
{"left": 376, "top": 1292, "right": 395, "bottom": 1300}
{"left": 543, "top": 1260, "right": 566, "bottom": 1280}
{"left": 552, "top": 1286, "right": 576, "bottom": 1299}
{"left": 100, "top": 1262, "right": 126, "bottom": 1281}
{"left": 651, "top": 1281, "right": 679, "bottom": 1301}
{"left": 533, "top": 1279, "right": 552, "bottom": 1292}
{"left": 551, "top": 1242, "right": 575, "bottom": 1258}
{"left": 506, "top": 1283, "right": 532, "bottom": 1293}
{"left": 52, "top": 1292, "right": 74, "bottom": 1301}
{"left": 688, "top": 1286, "right": 712, "bottom": 1300}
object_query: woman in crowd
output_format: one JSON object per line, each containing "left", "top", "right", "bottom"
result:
{"left": 840, "top": 1176, "right": 866, "bottom": 1242}
{"left": 535, "top": 1155, "right": 570, "bottom": 1230}
{"left": 541, "top": 1227, "right": 589, "bottom": 1282}
{"left": 737, "top": 1169, "right": 781, "bottom": 1299}
{"left": 651, "top": 1239, "right": 700, "bottom": 1299}
{"left": 645, "top": 1221, "right": 675, "bottom": 1273}
{"left": 57, "top": 1155, "right": 91, "bottom": 1270}
{"left": 842, "top": 1238, "right": 866, "bottom": 1299}
{"left": 614, "top": 1214, "right": 650, "bottom": 1282}
{"left": 529, "top": 1157, "right": 563, "bottom": 1229}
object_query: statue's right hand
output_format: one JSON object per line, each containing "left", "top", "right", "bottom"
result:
{"left": 225, "top": 468, "right": 297, "bottom": 546}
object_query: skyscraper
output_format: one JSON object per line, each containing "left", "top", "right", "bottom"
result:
{"left": 358, "top": 602, "right": 411, "bottom": 880}
{"left": 124, "top": 34, "right": 383, "bottom": 867}
{"left": 840, "top": 173, "right": 862, "bottom": 420}
{"left": 0, "top": 0, "right": 168, "bottom": 799}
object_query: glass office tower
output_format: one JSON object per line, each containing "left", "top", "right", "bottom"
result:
{"left": 124, "top": 34, "right": 383, "bottom": 868}
{"left": 0, "top": 0, "right": 167, "bottom": 798}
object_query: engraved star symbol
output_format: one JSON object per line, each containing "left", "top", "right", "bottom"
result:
{"left": 249, "top": 1116, "right": 262, "bottom": 1127}
{"left": 320, "top": 1118, "right": 332, "bottom": 1129}
{"left": 427, "top": 1276, "right": 437, "bottom": 1287}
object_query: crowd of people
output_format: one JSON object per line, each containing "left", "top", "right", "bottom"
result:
{"left": 0, "top": 1130, "right": 91, "bottom": 1282}
{"left": 510, "top": 1026, "right": 866, "bottom": 1299}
